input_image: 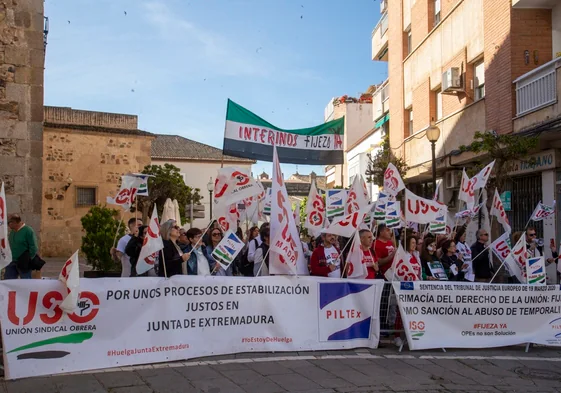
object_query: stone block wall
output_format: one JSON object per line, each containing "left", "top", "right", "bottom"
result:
{"left": 0, "top": 0, "right": 44, "bottom": 236}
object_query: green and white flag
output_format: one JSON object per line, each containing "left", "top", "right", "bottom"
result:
{"left": 211, "top": 231, "right": 245, "bottom": 270}
{"left": 223, "top": 99, "right": 345, "bottom": 165}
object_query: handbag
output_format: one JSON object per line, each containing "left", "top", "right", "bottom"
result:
{"left": 16, "top": 250, "right": 31, "bottom": 271}
{"left": 30, "top": 254, "right": 46, "bottom": 271}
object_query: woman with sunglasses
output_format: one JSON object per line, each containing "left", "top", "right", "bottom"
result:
{"left": 158, "top": 220, "right": 190, "bottom": 277}
{"left": 206, "top": 229, "right": 233, "bottom": 276}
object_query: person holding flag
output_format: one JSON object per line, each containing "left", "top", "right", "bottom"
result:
{"left": 374, "top": 224, "right": 396, "bottom": 276}
{"left": 310, "top": 233, "right": 342, "bottom": 277}
{"left": 158, "top": 220, "right": 190, "bottom": 277}
{"left": 358, "top": 229, "right": 379, "bottom": 279}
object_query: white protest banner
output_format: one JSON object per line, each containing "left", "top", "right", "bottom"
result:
{"left": 529, "top": 201, "right": 556, "bottom": 221}
{"left": 346, "top": 175, "right": 369, "bottom": 215}
{"left": 136, "top": 206, "right": 163, "bottom": 276}
{"left": 490, "top": 232, "right": 512, "bottom": 266}
{"left": 263, "top": 188, "right": 272, "bottom": 216}
{"left": 345, "top": 231, "right": 368, "bottom": 279}
{"left": 106, "top": 175, "right": 142, "bottom": 211}
{"left": 0, "top": 182, "right": 11, "bottom": 269}
{"left": 214, "top": 167, "right": 263, "bottom": 206}
{"left": 505, "top": 233, "right": 527, "bottom": 283}
{"left": 212, "top": 231, "right": 245, "bottom": 269}
{"left": 383, "top": 163, "right": 405, "bottom": 196}
{"left": 373, "top": 192, "right": 389, "bottom": 221}
{"left": 526, "top": 257, "right": 546, "bottom": 285}
{"left": 405, "top": 190, "right": 447, "bottom": 224}
{"left": 491, "top": 188, "right": 511, "bottom": 233}
{"left": 385, "top": 201, "right": 401, "bottom": 229}
{"left": 429, "top": 214, "right": 446, "bottom": 234}
{"left": 0, "top": 276, "right": 384, "bottom": 379}
{"left": 394, "top": 281, "right": 561, "bottom": 350}
{"left": 472, "top": 161, "right": 495, "bottom": 190}
{"left": 304, "top": 182, "right": 326, "bottom": 238}
{"left": 129, "top": 173, "right": 153, "bottom": 197}
{"left": 215, "top": 203, "right": 239, "bottom": 233}
{"left": 270, "top": 147, "right": 308, "bottom": 275}
{"left": 326, "top": 189, "right": 347, "bottom": 218}
{"left": 458, "top": 169, "right": 475, "bottom": 210}
{"left": 58, "top": 250, "right": 80, "bottom": 314}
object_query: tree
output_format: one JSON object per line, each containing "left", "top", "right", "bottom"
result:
{"left": 81, "top": 206, "right": 124, "bottom": 272}
{"left": 459, "top": 131, "right": 538, "bottom": 192}
{"left": 298, "top": 197, "right": 308, "bottom": 237}
{"left": 137, "top": 164, "right": 202, "bottom": 223}
{"left": 366, "top": 134, "right": 408, "bottom": 188}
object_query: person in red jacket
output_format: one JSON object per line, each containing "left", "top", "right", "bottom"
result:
{"left": 310, "top": 233, "right": 342, "bottom": 277}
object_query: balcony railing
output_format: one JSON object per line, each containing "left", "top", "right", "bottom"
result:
{"left": 379, "top": 13, "right": 388, "bottom": 37}
{"left": 514, "top": 57, "right": 561, "bottom": 117}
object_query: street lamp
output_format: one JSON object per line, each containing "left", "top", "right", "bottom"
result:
{"left": 426, "top": 123, "right": 441, "bottom": 194}
{"left": 207, "top": 177, "right": 214, "bottom": 219}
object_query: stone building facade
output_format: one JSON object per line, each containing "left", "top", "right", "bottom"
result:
{"left": 41, "top": 106, "right": 154, "bottom": 257}
{"left": 0, "top": 0, "right": 45, "bottom": 237}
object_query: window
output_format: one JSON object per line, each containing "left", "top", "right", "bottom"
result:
{"left": 76, "top": 187, "right": 97, "bottom": 207}
{"left": 435, "top": 88, "right": 443, "bottom": 120}
{"left": 406, "top": 28, "right": 412, "bottom": 55}
{"left": 474, "top": 60, "right": 485, "bottom": 100}
{"left": 434, "top": 0, "right": 441, "bottom": 25}
{"left": 408, "top": 109, "right": 414, "bottom": 135}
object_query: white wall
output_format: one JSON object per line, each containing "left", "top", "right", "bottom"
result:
{"left": 553, "top": 4, "right": 561, "bottom": 58}
{"left": 152, "top": 159, "right": 252, "bottom": 229}
{"left": 347, "top": 131, "right": 384, "bottom": 201}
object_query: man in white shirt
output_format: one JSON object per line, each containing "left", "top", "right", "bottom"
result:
{"left": 113, "top": 218, "right": 142, "bottom": 277}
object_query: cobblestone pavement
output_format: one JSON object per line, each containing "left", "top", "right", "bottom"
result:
{"left": 3, "top": 346, "right": 561, "bottom": 392}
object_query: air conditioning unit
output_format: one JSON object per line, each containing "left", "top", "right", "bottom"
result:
{"left": 442, "top": 67, "right": 463, "bottom": 93}
{"left": 445, "top": 170, "right": 461, "bottom": 189}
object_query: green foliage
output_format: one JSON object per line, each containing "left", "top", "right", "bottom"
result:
{"left": 366, "top": 134, "right": 408, "bottom": 188}
{"left": 81, "top": 206, "right": 124, "bottom": 272}
{"left": 459, "top": 131, "right": 538, "bottom": 191}
{"left": 297, "top": 197, "right": 308, "bottom": 237}
{"left": 137, "top": 164, "right": 202, "bottom": 222}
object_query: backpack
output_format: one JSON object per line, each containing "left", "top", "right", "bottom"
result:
{"left": 238, "top": 238, "right": 258, "bottom": 277}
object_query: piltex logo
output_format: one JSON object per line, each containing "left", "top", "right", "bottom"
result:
{"left": 549, "top": 317, "right": 561, "bottom": 338}
{"left": 8, "top": 290, "right": 100, "bottom": 326}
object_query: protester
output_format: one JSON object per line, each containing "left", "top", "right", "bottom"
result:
{"left": 113, "top": 217, "right": 142, "bottom": 278}
{"left": 201, "top": 220, "right": 218, "bottom": 246}
{"left": 184, "top": 228, "right": 217, "bottom": 275}
{"left": 243, "top": 222, "right": 269, "bottom": 276}
{"left": 526, "top": 227, "right": 542, "bottom": 258}
{"left": 158, "top": 220, "right": 189, "bottom": 277}
{"left": 125, "top": 225, "right": 148, "bottom": 277}
{"left": 440, "top": 239, "right": 466, "bottom": 281}
{"left": 206, "top": 228, "right": 233, "bottom": 276}
{"left": 178, "top": 228, "right": 189, "bottom": 248}
{"left": 253, "top": 227, "right": 270, "bottom": 276}
{"left": 358, "top": 229, "right": 379, "bottom": 279}
{"left": 375, "top": 224, "right": 396, "bottom": 276}
{"left": 6, "top": 214, "right": 38, "bottom": 279}
{"left": 402, "top": 234, "right": 422, "bottom": 280}
{"left": 310, "top": 233, "right": 341, "bottom": 277}
{"left": 471, "top": 228, "right": 493, "bottom": 282}
{"left": 420, "top": 237, "right": 441, "bottom": 280}
{"left": 454, "top": 226, "right": 473, "bottom": 279}
{"left": 247, "top": 226, "right": 259, "bottom": 243}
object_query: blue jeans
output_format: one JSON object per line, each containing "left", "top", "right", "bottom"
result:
{"left": 4, "top": 262, "right": 32, "bottom": 279}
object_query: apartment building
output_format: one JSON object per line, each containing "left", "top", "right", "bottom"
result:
{"left": 324, "top": 92, "right": 374, "bottom": 191}
{"left": 372, "top": 0, "right": 561, "bottom": 219}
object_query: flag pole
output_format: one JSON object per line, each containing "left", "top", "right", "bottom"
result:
{"left": 113, "top": 215, "right": 125, "bottom": 248}
{"left": 255, "top": 247, "right": 271, "bottom": 277}
{"left": 339, "top": 233, "right": 356, "bottom": 278}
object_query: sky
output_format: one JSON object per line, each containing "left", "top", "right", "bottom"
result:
{"left": 43, "top": 0, "right": 387, "bottom": 178}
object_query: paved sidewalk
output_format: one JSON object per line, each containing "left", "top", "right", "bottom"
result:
{"left": 3, "top": 346, "right": 561, "bottom": 392}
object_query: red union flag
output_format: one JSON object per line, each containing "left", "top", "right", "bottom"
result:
{"left": 58, "top": 249, "right": 80, "bottom": 313}
{"left": 106, "top": 175, "right": 141, "bottom": 211}
{"left": 345, "top": 231, "right": 368, "bottom": 279}
{"left": 346, "top": 175, "right": 369, "bottom": 215}
{"left": 322, "top": 204, "right": 370, "bottom": 238}
{"left": 269, "top": 147, "right": 308, "bottom": 275}
{"left": 491, "top": 232, "right": 512, "bottom": 265}
{"left": 491, "top": 188, "right": 511, "bottom": 233}
{"left": 0, "top": 182, "right": 11, "bottom": 269}
{"left": 385, "top": 244, "right": 419, "bottom": 281}
{"left": 214, "top": 167, "right": 262, "bottom": 206}
{"left": 459, "top": 169, "right": 475, "bottom": 209}
{"left": 383, "top": 163, "right": 405, "bottom": 196}
{"left": 504, "top": 233, "right": 527, "bottom": 283}
{"left": 304, "top": 181, "right": 325, "bottom": 237}
{"left": 405, "top": 189, "right": 447, "bottom": 224}
{"left": 529, "top": 200, "right": 556, "bottom": 221}
{"left": 137, "top": 205, "right": 164, "bottom": 275}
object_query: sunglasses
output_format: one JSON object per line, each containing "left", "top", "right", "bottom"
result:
{"left": 212, "top": 233, "right": 222, "bottom": 237}
{"left": 528, "top": 233, "right": 536, "bottom": 237}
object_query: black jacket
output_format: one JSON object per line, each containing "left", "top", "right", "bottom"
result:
{"left": 440, "top": 254, "right": 465, "bottom": 281}
{"left": 158, "top": 240, "right": 184, "bottom": 277}
{"left": 125, "top": 236, "right": 144, "bottom": 277}
{"left": 471, "top": 241, "right": 494, "bottom": 279}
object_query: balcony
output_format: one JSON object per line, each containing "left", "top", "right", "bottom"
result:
{"left": 514, "top": 57, "right": 561, "bottom": 117}
{"left": 373, "top": 79, "right": 389, "bottom": 123}
{"left": 371, "top": 12, "right": 388, "bottom": 62}
{"left": 514, "top": 57, "right": 561, "bottom": 132}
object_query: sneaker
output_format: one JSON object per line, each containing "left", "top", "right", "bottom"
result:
{"left": 393, "top": 337, "right": 403, "bottom": 347}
